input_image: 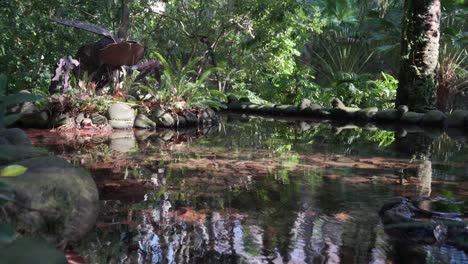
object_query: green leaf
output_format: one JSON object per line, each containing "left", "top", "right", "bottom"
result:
{"left": 0, "top": 165, "right": 28, "bottom": 177}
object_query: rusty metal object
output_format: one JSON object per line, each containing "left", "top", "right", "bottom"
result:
{"left": 49, "top": 18, "right": 161, "bottom": 91}
{"left": 50, "top": 18, "right": 145, "bottom": 69}
{"left": 99, "top": 41, "right": 144, "bottom": 66}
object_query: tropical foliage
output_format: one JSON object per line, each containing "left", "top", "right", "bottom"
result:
{"left": 0, "top": 0, "right": 466, "bottom": 110}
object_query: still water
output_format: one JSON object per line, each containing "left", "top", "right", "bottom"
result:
{"left": 28, "top": 114, "right": 468, "bottom": 263}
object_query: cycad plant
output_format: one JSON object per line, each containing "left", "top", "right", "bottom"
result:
{"left": 437, "top": 45, "right": 468, "bottom": 112}
{"left": 154, "top": 52, "right": 226, "bottom": 110}
{"left": 310, "top": 27, "right": 375, "bottom": 85}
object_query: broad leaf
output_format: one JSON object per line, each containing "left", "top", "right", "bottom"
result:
{"left": 0, "top": 165, "right": 28, "bottom": 177}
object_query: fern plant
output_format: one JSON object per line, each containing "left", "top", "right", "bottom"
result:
{"left": 153, "top": 52, "right": 227, "bottom": 110}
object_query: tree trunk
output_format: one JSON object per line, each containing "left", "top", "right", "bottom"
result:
{"left": 117, "top": 0, "right": 130, "bottom": 40}
{"left": 396, "top": 0, "right": 441, "bottom": 111}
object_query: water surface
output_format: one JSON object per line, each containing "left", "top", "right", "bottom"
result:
{"left": 28, "top": 114, "right": 468, "bottom": 263}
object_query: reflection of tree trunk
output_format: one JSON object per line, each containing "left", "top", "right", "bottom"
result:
{"left": 396, "top": 0, "right": 441, "bottom": 111}
{"left": 394, "top": 132, "right": 433, "bottom": 159}
{"left": 370, "top": 224, "right": 389, "bottom": 264}
{"left": 118, "top": 0, "right": 130, "bottom": 39}
{"left": 417, "top": 160, "right": 432, "bottom": 197}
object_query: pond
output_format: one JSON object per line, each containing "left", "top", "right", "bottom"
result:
{"left": 27, "top": 113, "right": 468, "bottom": 263}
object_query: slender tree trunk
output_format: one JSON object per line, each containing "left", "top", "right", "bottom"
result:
{"left": 117, "top": 0, "right": 130, "bottom": 40}
{"left": 396, "top": 0, "right": 441, "bottom": 111}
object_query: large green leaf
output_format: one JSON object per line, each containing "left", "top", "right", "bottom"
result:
{"left": 0, "top": 165, "right": 28, "bottom": 177}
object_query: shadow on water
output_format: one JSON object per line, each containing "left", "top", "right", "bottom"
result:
{"left": 24, "top": 113, "right": 468, "bottom": 263}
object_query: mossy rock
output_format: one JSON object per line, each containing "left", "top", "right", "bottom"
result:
{"left": 227, "top": 102, "right": 250, "bottom": 111}
{"left": 176, "top": 116, "right": 187, "bottom": 127}
{"left": 257, "top": 104, "right": 276, "bottom": 114}
{"left": 109, "top": 119, "right": 134, "bottom": 129}
{"left": 0, "top": 156, "right": 99, "bottom": 246}
{"left": 329, "top": 108, "right": 358, "bottom": 119}
{"left": 421, "top": 110, "right": 446, "bottom": 126}
{"left": 18, "top": 111, "right": 49, "bottom": 128}
{"left": 317, "top": 108, "right": 332, "bottom": 118}
{"left": 355, "top": 107, "right": 378, "bottom": 121}
{"left": 375, "top": 109, "right": 400, "bottom": 121}
{"left": 300, "top": 104, "right": 323, "bottom": 116}
{"left": 400, "top": 112, "right": 424, "bottom": 124}
{"left": 246, "top": 104, "right": 261, "bottom": 112}
{"left": 107, "top": 103, "right": 134, "bottom": 120}
{"left": 107, "top": 103, "right": 135, "bottom": 129}
{"left": 50, "top": 113, "right": 74, "bottom": 128}
{"left": 156, "top": 112, "right": 176, "bottom": 127}
{"left": 134, "top": 114, "right": 156, "bottom": 129}
{"left": 152, "top": 107, "right": 166, "bottom": 118}
{"left": 271, "top": 105, "right": 298, "bottom": 115}
{"left": 91, "top": 113, "right": 108, "bottom": 125}
{"left": 227, "top": 94, "right": 239, "bottom": 104}
{"left": 182, "top": 111, "right": 198, "bottom": 124}
{"left": 298, "top": 99, "right": 312, "bottom": 112}
{"left": 445, "top": 110, "right": 468, "bottom": 127}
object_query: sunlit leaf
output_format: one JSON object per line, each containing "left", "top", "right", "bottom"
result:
{"left": 0, "top": 165, "right": 28, "bottom": 177}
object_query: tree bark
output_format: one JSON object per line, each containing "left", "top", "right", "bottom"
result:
{"left": 396, "top": 0, "right": 441, "bottom": 111}
{"left": 117, "top": 0, "right": 130, "bottom": 40}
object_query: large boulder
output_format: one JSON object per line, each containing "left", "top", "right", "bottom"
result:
{"left": 445, "top": 110, "right": 468, "bottom": 127}
{"left": 0, "top": 156, "right": 99, "bottom": 246}
{"left": 107, "top": 103, "right": 135, "bottom": 129}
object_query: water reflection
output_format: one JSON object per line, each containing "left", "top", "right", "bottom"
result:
{"left": 26, "top": 114, "right": 468, "bottom": 263}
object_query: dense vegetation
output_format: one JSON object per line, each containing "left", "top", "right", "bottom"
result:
{"left": 0, "top": 0, "right": 466, "bottom": 111}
